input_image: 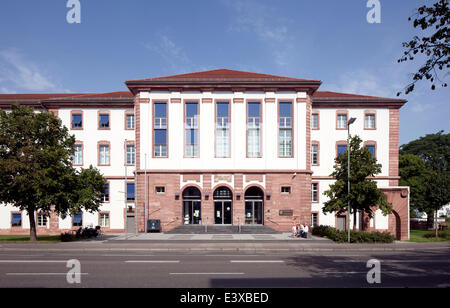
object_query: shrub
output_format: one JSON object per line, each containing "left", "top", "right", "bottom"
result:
{"left": 423, "top": 230, "right": 450, "bottom": 239}
{"left": 60, "top": 232, "right": 77, "bottom": 242}
{"left": 312, "top": 225, "right": 395, "bottom": 243}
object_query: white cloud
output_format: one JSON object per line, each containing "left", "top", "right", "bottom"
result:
{"left": 224, "top": 0, "right": 295, "bottom": 68}
{"left": 144, "top": 35, "right": 194, "bottom": 74}
{"left": 0, "top": 49, "right": 61, "bottom": 92}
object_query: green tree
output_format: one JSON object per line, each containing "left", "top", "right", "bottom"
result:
{"left": 398, "top": 0, "right": 449, "bottom": 95}
{"left": 399, "top": 153, "right": 430, "bottom": 217}
{"left": 323, "top": 135, "right": 392, "bottom": 230}
{"left": 0, "top": 105, "right": 106, "bottom": 241}
{"left": 400, "top": 131, "right": 450, "bottom": 235}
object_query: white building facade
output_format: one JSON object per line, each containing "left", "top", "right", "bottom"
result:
{"left": 0, "top": 69, "right": 410, "bottom": 240}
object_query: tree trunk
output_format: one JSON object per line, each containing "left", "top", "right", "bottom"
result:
{"left": 28, "top": 209, "right": 37, "bottom": 242}
{"left": 353, "top": 207, "right": 357, "bottom": 231}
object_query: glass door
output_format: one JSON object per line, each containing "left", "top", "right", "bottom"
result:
{"left": 214, "top": 201, "right": 233, "bottom": 225}
{"left": 245, "top": 200, "right": 264, "bottom": 225}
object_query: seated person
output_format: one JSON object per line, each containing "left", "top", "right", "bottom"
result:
{"left": 303, "top": 224, "right": 309, "bottom": 238}
{"left": 298, "top": 224, "right": 305, "bottom": 238}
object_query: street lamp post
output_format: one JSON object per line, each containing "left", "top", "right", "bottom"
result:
{"left": 347, "top": 117, "right": 356, "bottom": 243}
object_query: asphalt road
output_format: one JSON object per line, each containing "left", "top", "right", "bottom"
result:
{"left": 0, "top": 248, "right": 449, "bottom": 288}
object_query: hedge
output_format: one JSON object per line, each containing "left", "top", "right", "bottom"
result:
{"left": 312, "top": 225, "right": 395, "bottom": 243}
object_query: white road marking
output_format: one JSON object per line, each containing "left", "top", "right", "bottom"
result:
{"left": 230, "top": 260, "right": 285, "bottom": 263}
{"left": 6, "top": 273, "right": 89, "bottom": 276}
{"left": 170, "top": 272, "right": 245, "bottom": 275}
{"left": 125, "top": 260, "right": 180, "bottom": 263}
{"left": 0, "top": 260, "right": 67, "bottom": 263}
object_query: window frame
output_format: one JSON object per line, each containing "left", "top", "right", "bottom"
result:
{"left": 125, "top": 141, "right": 136, "bottom": 166}
{"left": 278, "top": 100, "right": 294, "bottom": 158}
{"left": 311, "top": 141, "right": 320, "bottom": 166}
{"left": 336, "top": 110, "right": 349, "bottom": 130}
{"left": 98, "top": 141, "right": 111, "bottom": 166}
{"left": 98, "top": 111, "right": 111, "bottom": 130}
{"left": 101, "top": 182, "right": 110, "bottom": 203}
{"left": 99, "top": 212, "right": 110, "bottom": 228}
{"left": 73, "top": 141, "right": 83, "bottom": 166}
{"left": 71, "top": 110, "right": 83, "bottom": 130}
{"left": 126, "top": 182, "right": 136, "bottom": 203}
{"left": 215, "top": 100, "right": 231, "bottom": 158}
{"left": 312, "top": 183, "right": 319, "bottom": 203}
{"left": 364, "top": 141, "right": 377, "bottom": 158}
{"left": 11, "top": 212, "right": 22, "bottom": 228}
{"left": 72, "top": 213, "right": 83, "bottom": 227}
{"left": 125, "top": 111, "right": 135, "bottom": 130}
{"left": 246, "top": 99, "right": 263, "bottom": 158}
{"left": 311, "top": 111, "right": 320, "bottom": 130}
{"left": 36, "top": 213, "right": 48, "bottom": 228}
{"left": 183, "top": 100, "right": 200, "bottom": 158}
{"left": 336, "top": 141, "right": 348, "bottom": 159}
{"left": 364, "top": 110, "right": 377, "bottom": 130}
{"left": 153, "top": 100, "right": 169, "bottom": 158}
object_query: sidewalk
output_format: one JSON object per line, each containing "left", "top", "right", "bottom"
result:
{"left": 108, "top": 232, "right": 330, "bottom": 243}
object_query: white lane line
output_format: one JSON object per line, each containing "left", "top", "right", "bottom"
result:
{"left": 125, "top": 260, "right": 180, "bottom": 263}
{"left": 170, "top": 273, "right": 245, "bottom": 275}
{"left": 0, "top": 260, "right": 67, "bottom": 263}
{"left": 6, "top": 273, "right": 89, "bottom": 276}
{"left": 230, "top": 260, "right": 285, "bottom": 263}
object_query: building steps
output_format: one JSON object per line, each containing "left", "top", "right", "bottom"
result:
{"left": 165, "top": 225, "right": 281, "bottom": 234}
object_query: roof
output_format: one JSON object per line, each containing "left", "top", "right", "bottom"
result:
{"left": 126, "top": 69, "right": 321, "bottom": 83}
{"left": 313, "top": 91, "right": 407, "bottom": 102}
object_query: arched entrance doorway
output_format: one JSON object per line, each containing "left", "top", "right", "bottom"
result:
{"left": 213, "top": 186, "right": 233, "bottom": 225}
{"left": 182, "top": 186, "right": 202, "bottom": 225}
{"left": 244, "top": 186, "right": 264, "bottom": 225}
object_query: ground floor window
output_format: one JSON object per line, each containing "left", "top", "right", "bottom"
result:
{"left": 37, "top": 213, "right": 47, "bottom": 227}
{"left": 311, "top": 213, "right": 318, "bottom": 227}
{"left": 100, "top": 213, "right": 110, "bottom": 228}
{"left": 72, "top": 213, "right": 83, "bottom": 227}
{"left": 11, "top": 213, "right": 22, "bottom": 227}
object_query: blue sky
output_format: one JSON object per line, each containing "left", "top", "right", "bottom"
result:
{"left": 0, "top": 0, "right": 448, "bottom": 145}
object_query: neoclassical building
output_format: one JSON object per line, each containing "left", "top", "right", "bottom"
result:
{"left": 0, "top": 69, "right": 410, "bottom": 240}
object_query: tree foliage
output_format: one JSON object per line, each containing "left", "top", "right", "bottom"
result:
{"left": 398, "top": 0, "right": 449, "bottom": 95}
{"left": 323, "top": 136, "right": 392, "bottom": 227}
{"left": 0, "top": 105, "right": 106, "bottom": 241}
{"left": 400, "top": 131, "right": 450, "bottom": 217}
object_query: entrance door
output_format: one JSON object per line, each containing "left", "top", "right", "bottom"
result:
{"left": 214, "top": 201, "right": 232, "bottom": 224}
{"left": 213, "top": 187, "right": 233, "bottom": 225}
{"left": 126, "top": 216, "right": 135, "bottom": 233}
{"left": 245, "top": 200, "right": 264, "bottom": 225}
{"left": 182, "top": 187, "right": 202, "bottom": 225}
{"left": 244, "top": 186, "right": 265, "bottom": 225}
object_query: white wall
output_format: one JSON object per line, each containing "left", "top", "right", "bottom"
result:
{"left": 140, "top": 91, "right": 307, "bottom": 171}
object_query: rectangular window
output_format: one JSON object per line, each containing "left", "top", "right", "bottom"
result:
{"left": 337, "top": 114, "right": 347, "bottom": 129}
{"left": 337, "top": 144, "right": 347, "bottom": 157}
{"left": 365, "top": 114, "right": 375, "bottom": 129}
{"left": 311, "top": 213, "right": 318, "bottom": 227}
{"left": 73, "top": 144, "right": 83, "bottom": 165}
{"left": 366, "top": 145, "right": 376, "bottom": 158}
{"left": 312, "top": 183, "right": 319, "bottom": 202}
{"left": 279, "top": 102, "right": 292, "bottom": 157}
{"left": 71, "top": 113, "right": 82, "bottom": 129}
{"left": 154, "top": 103, "right": 167, "bottom": 157}
{"left": 216, "top": 102, "right": 230, "bottom": 157}
{"left": 99, "top": 113, "right": 110, "bottom": 129}
{"left": 126, "top": 144, "right": 136, "bottom": 165}
{"left": 311, "top": 144, "right": 319, "bottom": 165}
{"left": 185, "top": 102, "right": 199, "bottom": 157}
{"left": 37, "top": 214, "right": 47, "bottom": 227}
{"left": 72, "top": 213, "right": 82, "bottom": 227}
{"left": 100, "top": 213, "right": 110, "bottom": 228}
{"left": 126, "top": 113, "right": 135, "bottom": 130}
{"left": 99, "top": 145, "right": 110, "bottom": 165}
{"left": 311, "top": 113, "right": 319, "bottom": 129}
{"left": 11, "top": 213, "right": 22, "bottom": 227}
{"left": 101, "top": 183, "right": 110, "bottom": 202}
{"left": 247, "top": 102, "right": 261, "bottom": 157}
{"left": 127, "top": 183, "right": 135, "bottom": 201}
{"left": 156, "top": 186, "right": 165, "bottom": 194}
{"left": 281, "top": 186, "right": 291, "bottom": 194}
